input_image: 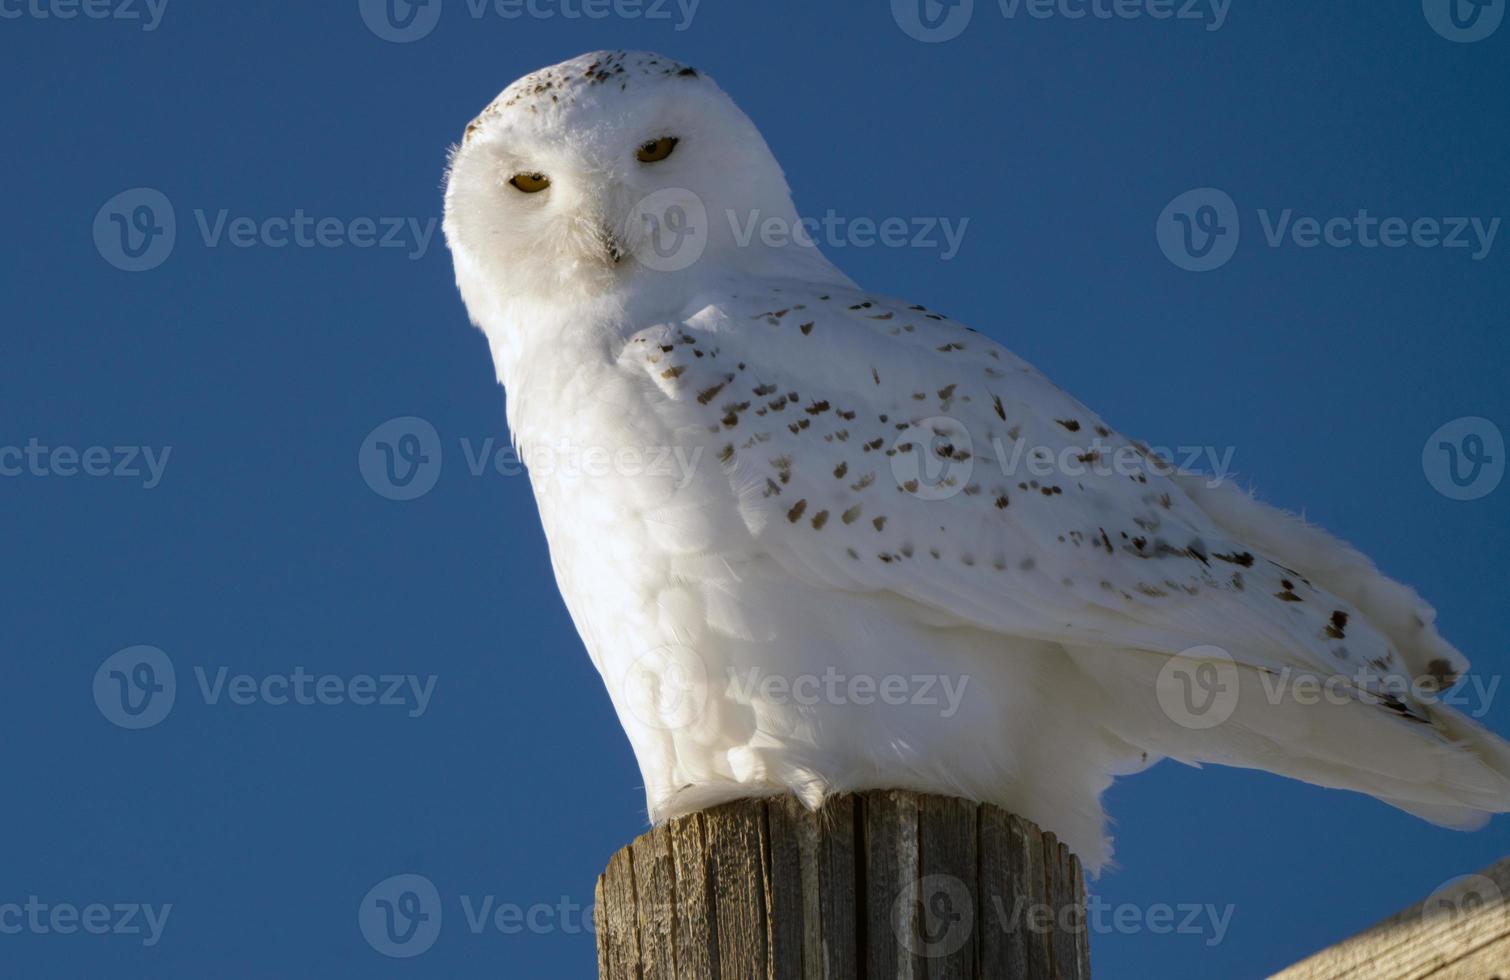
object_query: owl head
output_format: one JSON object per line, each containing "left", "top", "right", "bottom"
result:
{"left": 444, "top": 51, "right": 840, "bottom": 328}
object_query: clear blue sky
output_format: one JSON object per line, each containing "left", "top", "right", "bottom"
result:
{"left": 3, "top": 3, "right": 1507, "bottom": 977}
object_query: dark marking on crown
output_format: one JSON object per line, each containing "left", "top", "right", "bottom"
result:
{"left": 462, "top": 51, "right": 704, "bottom": 143}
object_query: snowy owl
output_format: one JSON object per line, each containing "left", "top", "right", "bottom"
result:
{"left": 443, "top": 51, "right": 1510, "bottom": 869}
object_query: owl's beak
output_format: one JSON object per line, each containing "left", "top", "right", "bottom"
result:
{"left": 577, "top": 214, "right": 628, "bottom": 267}
{"left": 603, "top": 229, "right": 627, "bottom": 265}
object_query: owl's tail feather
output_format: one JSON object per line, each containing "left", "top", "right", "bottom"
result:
{"left": 1065, "top": 646, "right": 1510, "bottom": 828}
{"left": 1382, "top": 707, "right": 1510, "bottom": 828}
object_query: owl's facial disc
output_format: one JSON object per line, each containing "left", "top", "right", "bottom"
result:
{"left": 489, "top": 130, "right": 685, "bottom": 273}
{"left": 444, "top": 51, "right": 813, "bottom": 308}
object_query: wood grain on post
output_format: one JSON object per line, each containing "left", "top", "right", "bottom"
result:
{"left": 595, "top": 791, "right": 1092, "bottom": 979}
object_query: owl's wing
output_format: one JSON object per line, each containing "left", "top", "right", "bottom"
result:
{"left": 621, "top": 278, "right": 1458, "bottom": 721}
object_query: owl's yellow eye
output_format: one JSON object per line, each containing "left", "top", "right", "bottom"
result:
{"left": 509, "top": 172, "right": 550, "bottom": 194}
{"left": 636, "top": 136, "right": 679, "bottom": 163}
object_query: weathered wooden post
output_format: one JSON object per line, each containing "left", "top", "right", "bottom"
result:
{"left": 595, "top": 790, "right": 1092, "bottom": 979}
